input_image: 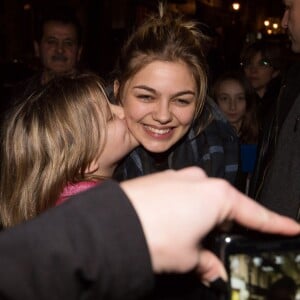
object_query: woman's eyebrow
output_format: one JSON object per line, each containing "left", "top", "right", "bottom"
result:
{"left": 133, "top": 85, "right": 156, "bottom": 93}
{"left": 172, "top": 90, "right": 195, "bottom": 98}
{"left": 133, "top": 85, "right": 195, "bottom": 97}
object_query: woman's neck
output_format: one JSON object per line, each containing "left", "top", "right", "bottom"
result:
{"left": 256, "top": 87, "right": 266, "bottom": 98}
{"left": 231, "top": 121, "right": 242, "bottom": 136}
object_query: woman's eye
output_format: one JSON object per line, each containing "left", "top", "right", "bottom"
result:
{"left": 173, "top": 98, "right": 192, "bottom": 106}
{"left": 137, "top": 94, "right": 153, "bottom": 101}
{"left": 218, "top": 96, "right": 228, "bottom": 102}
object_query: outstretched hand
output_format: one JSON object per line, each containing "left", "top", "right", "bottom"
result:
{"left": 120, "top": 167, "right": 300, "bottom": 284}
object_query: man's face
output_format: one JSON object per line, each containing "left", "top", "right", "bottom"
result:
{"left": 34, "top": 21, "right": 82, "bottom": 75}
{"left": 281, "top": 0, "right": 300, "bottom": 53}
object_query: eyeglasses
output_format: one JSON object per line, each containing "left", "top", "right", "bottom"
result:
{"left": 240, "top": 59, "right": 272, "bottom": 69}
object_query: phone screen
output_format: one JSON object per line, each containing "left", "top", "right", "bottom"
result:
{"left": 218, "top": 234, "right": 300, "bottom": 300}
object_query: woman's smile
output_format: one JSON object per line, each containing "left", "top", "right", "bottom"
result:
{"left": 143, "top": 124, "right": 174, "bottom": 139}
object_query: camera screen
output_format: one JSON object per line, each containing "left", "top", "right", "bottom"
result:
{"left": 228, "top": 250, "right": 300, "bottom": 300}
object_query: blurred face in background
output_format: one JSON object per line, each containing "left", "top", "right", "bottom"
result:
{"left": 243, "top": 52, "right": 279, "bottom": 98}
{"left": 34, "top": 21, "right": 82, "bottom": 81}
{"left": 281, "top": 0, "right": 300, "bottom": 53}
{"left": 215, "top": 79, "right": 246, "bottom": 132}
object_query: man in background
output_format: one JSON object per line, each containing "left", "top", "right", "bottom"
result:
{"left": 250, "top": 0, "right": 300, "bottom": 220}
{"left": 33, "top": 7, "right": 83, "bottom": 86}
{"left": 0, "top": 6, "right": 84, "bottom": 142}
{"left": 0, "top": 6, "right": 84, "bottom": 122}
{"left": 27, "top": 6, "right": 83, "bottom": 92}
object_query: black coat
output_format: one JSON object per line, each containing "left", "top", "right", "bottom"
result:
{"left": 0, "top": 180, "right": 154, "bottom": 299}
{"left": 250, "top": 62, "right": 300, "bottom": 202}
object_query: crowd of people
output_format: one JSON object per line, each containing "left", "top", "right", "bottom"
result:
{"left": 0, "top": 0, "right": 299, "bottom": 299}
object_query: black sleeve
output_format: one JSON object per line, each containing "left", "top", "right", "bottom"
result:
{"left": 0, "top": 180, "right": 154, "bottom": 300}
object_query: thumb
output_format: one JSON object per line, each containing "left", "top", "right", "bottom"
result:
{"left": 196, "top": 249, "right": 228, "bottom": 285}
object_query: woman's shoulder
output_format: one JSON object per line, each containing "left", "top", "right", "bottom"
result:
{"left": 56, "top": 181, "right": 101, "bottom": 206}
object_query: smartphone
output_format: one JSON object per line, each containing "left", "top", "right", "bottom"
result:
{"left": 215, "top": 233, "right": 300, "bottom": 300}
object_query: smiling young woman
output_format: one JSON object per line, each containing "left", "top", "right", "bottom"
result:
{"left": 109, "top": 9, "right": 239, "bottom": 300}
{"left": 111, "top": 6, "right": 239, "bottom": 185}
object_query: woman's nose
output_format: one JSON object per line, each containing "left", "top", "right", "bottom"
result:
{"left": 229, "top": 100, "right": 236, "bottom": 110}
{"left": 246, "top": 64, "right": 259, "bottom": 73}
{"left": 152, "top": 102, "right": 172, "bottom": 124}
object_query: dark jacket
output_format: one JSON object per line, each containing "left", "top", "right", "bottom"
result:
{"left": 256, "top": 75, "right": 282, "bottom": 126}
{"left": 0, "top": 180, "right": 154, "bottom": 299}
{"left": 114, "top": 98, "right": 239, "bottom": 185}
{"left": 250, "top": 62, "right": 300, "bottom": 215}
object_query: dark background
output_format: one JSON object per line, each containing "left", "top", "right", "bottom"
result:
{"left": 0, "top": 0, "right": 289, "bottom": 80}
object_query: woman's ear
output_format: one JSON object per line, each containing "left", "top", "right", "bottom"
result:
{"left": 113, "top": 80, "right": 120, "bottom": 98}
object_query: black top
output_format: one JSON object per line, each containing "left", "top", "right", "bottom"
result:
{"left": 0, "top": 180, "right": 153, "bottom": 299}
{"left": 250, "top": 62, "right": 300, "bottom": 218}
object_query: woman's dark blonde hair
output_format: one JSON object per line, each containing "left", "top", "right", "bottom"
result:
{"left": 0, "top": 73, "right": 112, "bottom": 227}
{"left": 113, "top": 4, "right": 209, "bottom": 132}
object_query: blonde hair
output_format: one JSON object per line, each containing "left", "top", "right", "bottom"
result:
{"left": 114, "top": 6, "right": 209, "bottom": 131}
{"left": 0, "top": 73, "right": 112, "bottom": 227}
